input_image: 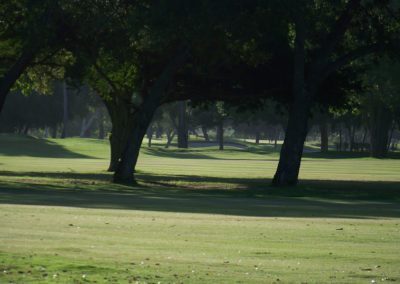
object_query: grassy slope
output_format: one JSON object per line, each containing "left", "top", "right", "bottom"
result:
{"left": 0, "top": 134, "right": 400, "bottom": 283}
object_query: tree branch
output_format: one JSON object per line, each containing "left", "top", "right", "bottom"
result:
{"left": 321, "top": 43, "right": 382, "bottom": 80}
{"left": 93, "top": 63, "right": 119, "bottom": 93}
{"left": 315, "top": 0, "right": 362, "bottom": 64}
{"left": 32, "top": 49, "right": 60, "bottom": 65}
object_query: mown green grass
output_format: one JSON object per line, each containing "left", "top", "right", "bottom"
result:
{"left": 1, "top": 134, "right": 400, "bottom": 283}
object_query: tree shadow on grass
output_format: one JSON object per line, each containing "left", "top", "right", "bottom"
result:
{"left": 304, "top": 151, "right": 400, "bottom": 160}
{"left": 0, "top": 171, "right": 399, "bottom": 219}
{"left": 0, "top": 135, "right": 96, "bottom": 159}
{"left": 143, "top": 147, "right": 279, "bottom": 161}
{"left": 143, "top": 148, "right": 219, "bottom": 159}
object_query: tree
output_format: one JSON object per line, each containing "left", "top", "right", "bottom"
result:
{"left": 0, "top": 0, "right": 77, "bottom": 113}
{"left": 273, "top": 0, "right": 400, "bottom": 186}
{"left": 361, "top": 59, "right": 400, "bottom": 157}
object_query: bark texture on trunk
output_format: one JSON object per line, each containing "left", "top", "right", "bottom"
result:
{"left": 113, "top": 107, "right": 153, "bottom": 184}
{"left": 104, "top": 97, "right": 130, "bottom": 172}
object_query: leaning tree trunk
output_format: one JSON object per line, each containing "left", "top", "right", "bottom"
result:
{"left": 370, "top": 104, "right": 392, "bottom": 158}
{"left": 113, "top": 105, "right": 155, "bottom": 184}
{"left": 272, "top": 15, "right": 311, "bottom": 186}
{"left": 177, "top": 100, "right": 188, "bottom": 148}
{"left": 113, "top": 49, "right": 189, "bottom": 183}
{"left": 272, "top": 94, "right": 311, "bottom": 186}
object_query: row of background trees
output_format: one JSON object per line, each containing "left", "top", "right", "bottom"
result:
{"left": 2, "top": 86, "right": 399, "bottom": 156}
{"left": 1, "top": 0, "right": 399, "bottom": 185}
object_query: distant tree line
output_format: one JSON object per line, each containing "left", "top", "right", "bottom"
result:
{"left": 1, "top": 0, "right": 399, "bottom": 185}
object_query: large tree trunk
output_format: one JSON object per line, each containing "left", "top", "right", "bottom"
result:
{"left": 113, "top": 49, "right": 189, "bottom": 183}
{"left": 113, "top": 105, "right": 155, "bottom": 184}
{"left": 177, "top": 101, "right": 188, "bottom": 148}
{"left": 370, "top": 105, "right": 392, "bottom": 158}
{"left": 104, "top": 97, "right": 130, "bottom": 172}
{"left": 60, "top": 81, "right": 69, "bottom": 139}
{"left": 0, "top": 49, "right": 36, "bottom": 113}
{"left": 273, "top": 15, "right": 310, "bottom": 186}
{"left": 217, "top": 119, "right": 224, "bottom": 150}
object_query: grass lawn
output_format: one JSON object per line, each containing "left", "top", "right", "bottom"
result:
{"left": 0, "top": 134, "right": 400, "bottom": 283}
